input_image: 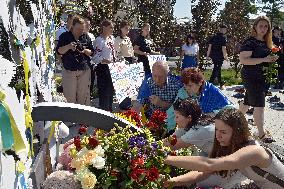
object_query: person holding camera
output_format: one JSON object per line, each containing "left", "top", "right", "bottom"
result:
{"left": 56, "top": 15, "right": 94, "bottom": 106}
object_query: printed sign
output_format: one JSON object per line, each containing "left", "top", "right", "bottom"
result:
{"left": 109, "top": 61, "right": 144, "bottom": 103}
{"left": 147, "top": 55, "right": 166, "bottom": 71}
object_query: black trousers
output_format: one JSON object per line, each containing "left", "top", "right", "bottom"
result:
{"left": 90, "top": 64, "right": 96, "bottom": 93}
{"left": 209, "top": 59, "right": 223, "bottom": 86}
{"left": 96, "top": 64, "right": 114, "bottom": 111}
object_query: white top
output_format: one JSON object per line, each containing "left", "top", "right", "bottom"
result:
{"left": 92, "top": 35, "right": 116, "bottom": 65}
{"left": 114, "top": 36, "right": 134, "bottom": 60}
{"left": 87, "top": 32, "right": 96, "bottom": 48}
{"left": 197, "top": 171, "right": 248, "bottom": 189}
{"left": 182, "top": 43, "right": 199, "bottom": 55}
{"left": 56, "top": 26, "right": 68, "bottom": 41}
{"left": 174, "top": 124, "right": 215, "bottom": 155}
{"left": 240, "top": 146, "right": 284, "bottom": 189}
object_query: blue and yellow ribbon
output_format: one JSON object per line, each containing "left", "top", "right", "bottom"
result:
{"left": 0, "top": 90, "right": 26, "bottom": 154}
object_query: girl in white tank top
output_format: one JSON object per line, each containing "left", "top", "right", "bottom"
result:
{"left": 163, "top": 109, "right": 284, "bottom": 189}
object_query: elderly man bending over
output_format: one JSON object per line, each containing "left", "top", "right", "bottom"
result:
{"left": 135, "top": 61, "right": 183, "bottom": 118}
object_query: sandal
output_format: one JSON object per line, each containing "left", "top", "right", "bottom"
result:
{"left": 259, "top": 134, "right": 275, "bottom": 143}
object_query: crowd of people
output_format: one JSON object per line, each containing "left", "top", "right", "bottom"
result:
{"left": 55, "top": 13, "right": 284, "bottom": 188}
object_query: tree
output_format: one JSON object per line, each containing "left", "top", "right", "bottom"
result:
{"left": 219, "top": 0, "right": 257, "bottom": 78}
{"left": 55, "top": 1, "right": 179, "bottom": 50}
{"left": 191, "top": 0, "right": 221, "bottom": 69}
{"left": 134, "top": 0, "right": 177, "bottom": 49}
{"left": 259, "top": 0, "right": 284, "bottom": 25}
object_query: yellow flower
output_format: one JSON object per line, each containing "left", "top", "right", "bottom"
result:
{"left": 69, "top": 146, "right": 78, "bottom": 158}
{"left": 81, "top": 136, "right": 89, "bottom": 146}
{"left": 81, "top": 173, "right": 97, "bottom": 189}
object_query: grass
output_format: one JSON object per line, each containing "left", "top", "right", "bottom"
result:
{"left": 203, "top": 68, "right": 243, "bottom": 86}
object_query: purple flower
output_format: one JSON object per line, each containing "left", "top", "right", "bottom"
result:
{"left": 128, "top": 136, "right": 148, "bottom": 147}
{"left": 151, "top": 142, "right": 158, "bottom": 149}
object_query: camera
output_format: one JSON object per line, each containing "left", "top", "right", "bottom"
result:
{"left": 76, "top": 42, "right": 85, "bottom": 51}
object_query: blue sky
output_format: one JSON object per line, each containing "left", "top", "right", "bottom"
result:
{"left": 173, "top": 0, "right": 226, "bottom": 19}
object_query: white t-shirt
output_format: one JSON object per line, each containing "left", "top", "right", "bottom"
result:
{"left": 92, "top": 35, "right": 116, "bottom": 65}
{"left": 56, "top": 26, "right": 68, "bottom": 41}
{"left": 174, "top": 124, "right": 215, "bottom": 155}
{"left": 182, "top": 43, "right": 199, "bottom": 55}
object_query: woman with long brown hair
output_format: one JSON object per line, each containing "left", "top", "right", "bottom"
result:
{"left": 164, "top": 108, "right": 284, "bottom": 188}
{"left": 92, "top": 19, "right": 115, "bottom": 111}
{"left": 239, "top": 16, "right": 278, "bottom": 143}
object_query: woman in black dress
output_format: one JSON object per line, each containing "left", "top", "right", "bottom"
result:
{"left": 134, "top": 23, "right": 159, "bottom": 76}
{"left": 239, "top": 16, "right": 278, "bottom": 143}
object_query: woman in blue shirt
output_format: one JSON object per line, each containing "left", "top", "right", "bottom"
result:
{"left": 166, "top": 68, "right": 233, "bottom": 131}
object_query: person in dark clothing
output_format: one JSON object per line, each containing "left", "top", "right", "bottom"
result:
{"left": 56, "top": 15, "right": 94, "bottom": 106}
{"left": 134, "top": 23, "right": 159, "bottom": 76}
{"left": 239, "top": 16, "right": 278, "bottom": 143}
{"left": 206, "top": 24, "right": 228, "bottom": 89}
{"left": 272, "top": 26, "right": 284, "bottom": 89}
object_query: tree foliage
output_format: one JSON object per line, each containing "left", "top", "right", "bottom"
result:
{"left": 219, "top": 0, "right": 256, "bottom": 78}
{"left": 55, "top": 0, "right": 177, "bottom": 49}
{"left": 191, "top": 0, "right": 221, "bottom": 69}
{"left": 259, "top": 0, "right": 284, "bottom": 25}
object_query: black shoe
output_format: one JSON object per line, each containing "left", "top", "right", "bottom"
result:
{"left": 268, "top": 95, "right": 280, "bottom": 103}
{"left": 265, "top": 91, "right": 272, "bottom": 96}
{"left": 246, "top": 107, "right": 254, "bottom": 114}
{"left": 233, "top": 93, "right": 245, "bottom": 99}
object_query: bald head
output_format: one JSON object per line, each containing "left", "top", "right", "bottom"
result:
{"left": 152, "top": 61, "right": 169, "bottom": 87}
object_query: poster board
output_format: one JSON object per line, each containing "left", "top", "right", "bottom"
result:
{"left": 109, "top": 61, "right": 144, "bottom": 104}
{"left": 147, "top": 55, "right": 166, "bottom": 71}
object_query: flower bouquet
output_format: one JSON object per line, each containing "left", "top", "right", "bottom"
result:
{"left": 58, "top": 123, "right": 172, "bottom": 189}
{"left": 117, "top": 109, "right": 168, "bottom": 140}
{"left": 144, "top": 109, "right": 168, "bottom": 140}
{"left": 264, "top": 47, "right": 280, "bottom": 84}
{"left": 96, "top": 124, "right": 172, "bottom": 188}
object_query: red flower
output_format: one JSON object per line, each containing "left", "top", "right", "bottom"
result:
{"left": 129, "top": 168, "right": 145, "bottom": 181}
{"left": 150, "top": 110, "right": 167, "bottom": 124}
{"left": 78, "top": 126, "right": 88, "bottom": 135}
{"left": 145, "top": 121, "right": 159, "bottom": 130}
{"left": 73, "top": 136, "right": 82, "bottom": 151}
{"left": 88, "top": 136, "right": 99, "bottom": 148}
{"left": 146, "top": 167, "right": 159, "bottom": 181}
{"left": 130, "top": 157, "right": 144, "bottom": 169}
{"left": 271, "top": 47, "right": 280, "bottom": 53}
{"left": 123, "top": 110, "right": 142, "bottom": 127}
{"left": 169, "top": 135, "right": 177, "bottom": 146}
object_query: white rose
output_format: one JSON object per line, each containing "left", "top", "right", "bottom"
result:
{"left": 91, "top": 156, "right": 105, "bottom": 169}
{"left": 94, "top": 145, "right": 105, "bottom": 157}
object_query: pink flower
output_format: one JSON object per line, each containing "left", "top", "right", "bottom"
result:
{"left": 59, "top": 145, "right": 73, "bottom": 170}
